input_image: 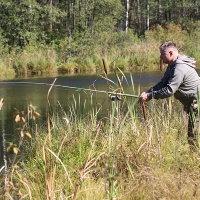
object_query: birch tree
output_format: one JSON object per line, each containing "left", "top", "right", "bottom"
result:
{"left": 146, "top": 0, "right": 150, "bottom": 30}
{"left": 125, "top": 0, "right": 129, "bottom": 33}
{"left": 49, "top": 0, "right": 53, "bottom": 31}
{"left": 158, "top": 0, "right": 162, "bottom": 21}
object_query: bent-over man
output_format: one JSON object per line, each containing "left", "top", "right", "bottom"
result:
{"left": 138, "top": 41, "right": 200, "bottom": 148}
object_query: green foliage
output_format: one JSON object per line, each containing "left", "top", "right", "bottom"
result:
{"left": 145, "top": 23, "right": 188, "bottom": 48}
{"left": 0, "top": 0, "right": 200, "bottom": 75}
{"left": 111, "top": 57, "right": 130, "bottom": 71}
{"left": 1, "top": 22, "right": 200, "bottom": 74}
{"left": 91, "top": 0, "right": 125, "bottom": 33}
{"left": 0, "top": 0, "right": 42, "bottom": 46}
{"left": 183, "top": 21, "right": 200, "bottom": 63}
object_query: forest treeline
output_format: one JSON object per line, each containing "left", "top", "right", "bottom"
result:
{"left": 0, "top": 0, "right": 200, "bottom": 77}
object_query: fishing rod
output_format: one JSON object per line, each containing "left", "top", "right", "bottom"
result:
{"left": 0, "top": 81, "right": 146, "bottom": 119}
{"left": 0, "top": 81, "right": 139, "bottom": 99}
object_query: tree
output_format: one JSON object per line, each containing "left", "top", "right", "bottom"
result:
{"left": 0, "top": 0, "right": 44, "bottom": 47}
{"left": 125, "top": 0, "right": 130, "bottom": 33}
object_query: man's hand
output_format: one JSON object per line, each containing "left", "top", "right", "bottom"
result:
{"left": 138, "top": 92, "right": 149, "bottom": 103}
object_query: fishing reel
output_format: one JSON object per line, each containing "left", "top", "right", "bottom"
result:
{"left": 109, "top": 95, "right": 122, "bottom": 101}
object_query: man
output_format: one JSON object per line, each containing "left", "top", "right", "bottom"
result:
{"left": 138, "top": 41, "right": 200, "bottom": 147}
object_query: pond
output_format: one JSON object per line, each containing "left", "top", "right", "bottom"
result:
{"left": 0, "top": 69, "right": 197, "bottom": 167}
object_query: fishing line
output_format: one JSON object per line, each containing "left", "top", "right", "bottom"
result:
{"left": 0, "top": 81, "right": 139, "bottom": 99}
{"left": 0, "top": 81, "right": 145, "bottom": 118}
{"left": 0, "top": 79, "right": 144, "bottom": 179}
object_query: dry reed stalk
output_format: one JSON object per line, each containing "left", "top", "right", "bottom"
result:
{"left": 167, "top": 97, "right": 172, "bottom": 115}
{"left": 102, "top": 58, "right": 111, "bottom": 117}
{"left": 113, "top": 68, "right": 123, "bottom": 93}
{"left": 44, "top": 78, "right": 57, "bottom": 200}
{"left": 102, "top": 58, "right": 108, "bottom": 76}
{"left": 73, "top": 121, "right": 104, "bottom": 200}
{"left": 57, "top": 135, "right": 68, "bottom": 158}
{"left": 16, "top": 171, "right": 33, "bottom": 200}
{"left": 136, "top": 142, "right": 147, "bottom": 154}
{"left": 45, "top": 146, "right": 74, "bottom": 188}
{"left": 3, "top": 192, "right": 13, "bottom": 200}
{"left": 113, "top": 67, "right": 124, "bottom": 129}
{"left": 147, "top": 125, "right": 153, "bottom": 161}
{"left": 42, "top": 144, "right": 54, "bottom": 200}
{"left": 46, "top": 78, "right": 57, "bottom": 141}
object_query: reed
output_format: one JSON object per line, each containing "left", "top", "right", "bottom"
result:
{"left": 0, "top": 48, "right": 58, "bottom": 76}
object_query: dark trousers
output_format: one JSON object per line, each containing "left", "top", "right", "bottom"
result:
{"left": 185, "top": 100, "right": 199, "bottom": 147}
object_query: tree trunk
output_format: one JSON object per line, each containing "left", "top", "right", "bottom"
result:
{"left": 146, "top": 0, "right": 149, "bottom": 30}
{"left": 91, "top": 2, "right": 95, "bottom": 34}
{"left": 125, "top": 0, "right": 129, "bottom": 33}
{"left": 196, "top": 0, "right": 199, "bottom": 14}
{"left": 66, "top": 0, "right": 71, "bottom": 61}
{"left": 137, "top": 0, "right": 141, "bottom": 34}
{"left": 73, "top": 0, "right": 76, "bottom": 32}
{"left": 158, "top": 0, "right": 162, "bottom": 21}
{"left": 49, "top": 0, "right": 53, "bottom": 31}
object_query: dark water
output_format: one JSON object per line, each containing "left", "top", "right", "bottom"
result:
{"left": 0, "top": 70, "right": 182, "bottom": 167}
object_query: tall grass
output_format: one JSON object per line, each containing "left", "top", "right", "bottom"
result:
{"left": 1, "top": 48, "right": 58, "bottom": 76}
{"left": 2, "top": 98, "right": 200, "bottom": 199}
{"left": 0, "top": 58, "right": 15, "bottom": 78}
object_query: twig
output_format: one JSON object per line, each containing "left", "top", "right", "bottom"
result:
{"left": 47, "top": 78, "right": 57, "bottom": 141}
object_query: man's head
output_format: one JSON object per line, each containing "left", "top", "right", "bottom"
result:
{"left": 159, "top": 41, "right": 179, "bottom": 65}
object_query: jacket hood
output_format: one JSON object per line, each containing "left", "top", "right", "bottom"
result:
{"left": 174, "top": 54, "right": 196, "bottom": 68}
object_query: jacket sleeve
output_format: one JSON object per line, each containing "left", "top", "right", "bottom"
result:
{"left": 147, "top": 65, "right": 184, "bottom": 99}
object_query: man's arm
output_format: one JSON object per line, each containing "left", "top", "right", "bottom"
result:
{"left": 148, "top": 65, "right": 184, "bottom": 100}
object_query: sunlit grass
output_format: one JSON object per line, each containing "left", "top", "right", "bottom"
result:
{"left": 0, "top": 59, "right": 15, "bottom": 78}
{"left": 1, "top": 95, "right": 200, "bottom": 199}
